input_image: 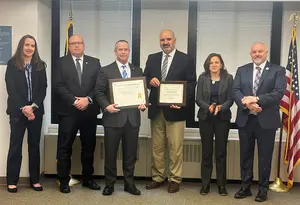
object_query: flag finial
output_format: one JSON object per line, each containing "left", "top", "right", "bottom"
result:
{"left": 69, "top": 4, "right": 73, "bottom": 21}
{"left": 289, "top": 11, "right": 300, "bottom": 27}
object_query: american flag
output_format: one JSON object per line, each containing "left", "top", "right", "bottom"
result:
{"left": 280, "top": 27, "right": 300, "bottom": 188}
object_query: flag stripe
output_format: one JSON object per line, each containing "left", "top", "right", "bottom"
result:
{"left": 280, "top": 27, "right": 300, "bottom": 188}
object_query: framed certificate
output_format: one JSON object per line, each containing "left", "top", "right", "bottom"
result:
{"left": 158, "top": 81, "right": 187, "bottom": 106}
{"left": 109, "top": 77, "right": 148, "bottom": 109}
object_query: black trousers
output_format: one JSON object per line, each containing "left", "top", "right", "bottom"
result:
{"left": 57, "top": 114, "right": 97, "bottom": 185}
{"left": 199, "top": 116, "right": 230, "bottom": 187}
{"left": 104, "top": 121, "right": 139, "bottom": 186}
{"left": 6, "top": 114, "right": 43, "bottom": 185}
{"left": 238, "top": 115, "right": 276, "bottom": 192}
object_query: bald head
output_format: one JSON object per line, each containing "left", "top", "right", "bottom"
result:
{"left": 68, "top": 34, "right": 85, "bottom": 57}
{"left": 159, "top": 29, "right": 176, "bottom": 54}
{"left": 250, "top": 42, "right": 268, "bottom": 66}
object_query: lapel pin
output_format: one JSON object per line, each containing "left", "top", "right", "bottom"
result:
{"left": 266, "top": 67, "right": 269, "bottom": 71}
{"left": 85, "top": 62, "right": 88, "bottom": 64}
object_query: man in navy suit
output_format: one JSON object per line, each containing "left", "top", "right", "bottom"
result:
{"left": 232, "top": 42, "right": 286, "bottom": 202}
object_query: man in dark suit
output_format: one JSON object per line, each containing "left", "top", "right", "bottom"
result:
{"left": 95, "top": 40, "right": 146, "bottom": 196}
{"left": 232, "top": 42, "right": 286, "bottom": 202}
{"left": 144, "top": 29, "right": 196, "bottom": 193}
{"left": 54, "top": 34, "right": 101, "bottom": 193}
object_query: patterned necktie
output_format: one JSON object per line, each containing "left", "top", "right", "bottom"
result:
{"left": 75, "top": 58, "right": 82, "bottom": 85}
{"left": 253, "top": 66, "right": 262, "bottom": 96}
{"left": 121, "top": 64, "right": 128, "bottom": 78}
{"left": 25, "top": 64, "right": 32, "bottom": 102}
{"left": 161, "top": 54, "right": 169, "bottom": 81}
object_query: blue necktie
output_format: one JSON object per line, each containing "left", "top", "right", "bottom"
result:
{"left": 121, "top": 64, "right": 128, "bottom": 78}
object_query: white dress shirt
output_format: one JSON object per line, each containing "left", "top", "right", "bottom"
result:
{"left": 161, "top": 48, "right": 176, "bottom": 77}
{"left": 116, "top": 60, "right": 131, "bottom": 78}
{"left": 252, "top": 60, "right": 267, "bottom": 87}
{"left": 72, "top": 55, "right": 84, "bottom": 72}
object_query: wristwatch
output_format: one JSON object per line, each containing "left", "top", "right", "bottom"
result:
{"left": 256, "top": 96, "right": 260, "bottom": 102}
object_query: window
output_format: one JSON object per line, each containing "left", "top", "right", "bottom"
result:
{"left": 195, "top": 1, "right": 273, "bottom": 122}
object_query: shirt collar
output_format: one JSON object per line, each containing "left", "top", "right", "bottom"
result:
{"left": 72, "top": 55, "right": 84, "bottom": 62}
{"left": 116, "top": 60, "right": 129, "bottom": 69}
{"left": 253, "top": 60, "right": 267, "bottom": 70}
{"left": 163, "top": 48, "right": 176, "bottom": 58}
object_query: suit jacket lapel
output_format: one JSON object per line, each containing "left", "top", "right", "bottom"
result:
{"left": 156, "top": 53, "right": 163, "bottom": 80}
{"left": 166, "top": 50, "right": 177, "bottom": 80}
{"left": 257, "top": 61, "right": 271, "bottom": 92}
{"left": 81, "top": 55, "right": 89, "bottom": 85}
{"left": 247, "top": 65, "right": 254, "bottom": 93}
{"left": 31, "top": 64, "right": 37, "bottom": 98}
{"left": 18, "top": 67, "right": 29, "bottom": 100}
{"left": 113, "top": 61, "right": 122, "bottom": 78}
{"left": 67, "top": 55, "right": 80, "bottom": 85}
{"left": 129, "top": 63, "right": 137, "bottom": 77}
{"left": 218, "top": 73, "right": 225, "bottom": 95}
{"left": 206, "top": 75, "right": 211, "bottom": 100}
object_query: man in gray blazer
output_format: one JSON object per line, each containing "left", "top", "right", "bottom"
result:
{"left": 232, "top": 42, "right": 286, "bottom": 202}
{"left": 95, "top": 40, "right": 146, "bottom": 196}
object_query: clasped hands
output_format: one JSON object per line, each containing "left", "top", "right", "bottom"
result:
{"left": 208, "top": 103, "right": 222, "bottom": 116}
{"left": 22, "top": 106, "right": 35, "bottom": 120}
{"left": 74, "top": 97, "right": 89, "bottom": 111}
{"left": 105, "top": 104, "right": 147, "bottom": 113}
{"left": 150, "top": 77, "right": 181, "bottom": 110}
{"left": 241, "top": 96, "right": 262, "bottom": 113}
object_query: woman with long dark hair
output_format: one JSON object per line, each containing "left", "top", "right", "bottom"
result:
{"left": 196, "top": 53, "right": 233, "bottom": 196}
{"left": 5, "top": 35, "right": 47, "bottom": 193}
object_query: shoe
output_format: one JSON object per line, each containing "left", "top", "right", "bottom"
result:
{"left": 31, "top": 183, "right": 43, "bottom": 191}
{"left": 218, "top": 186, "right": 227, "bottom": 196}
{"left": 82, "top": 179, "right": 101, "bottom": 190}
{"left": 124, "top": 184, "right": 141, "bottom": 195}
{"left": 145, "top": 180, "right": 164, "bottom": 190}
{"left": 168, "top": 181, "right": 180, "bottom": 193}
{"left": 234, "top": 188, "right": 252, "bottom": 199}
{"left": 255, "top": 191, "right": 267, "bottom": 202}
{"left": 59, "top": 184, "right": 70, "bottom": 193}
{"left": 200, "top": 185, "right": 210, "bottom": 195}
{"left": 7, "top": 185, "right": 18, "bottom": 193}
{"left": 102, "top": 185, "right": 114, "bottom": 196}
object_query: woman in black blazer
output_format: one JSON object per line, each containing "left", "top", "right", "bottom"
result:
{"left": 196, "top": 53, "right": 233, "bottom": 196}
{"left": 5, "top": 35, "right": 47, "bottom": 193}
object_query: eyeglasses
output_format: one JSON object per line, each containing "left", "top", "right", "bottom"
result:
{"left": 69, "top": 41, "right": 84, "bottom": 46}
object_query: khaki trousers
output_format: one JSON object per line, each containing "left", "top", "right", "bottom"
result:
{"left": 151, "top": 111, "right": 185, "bottom": 184}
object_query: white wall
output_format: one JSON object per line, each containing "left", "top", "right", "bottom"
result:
{"left": 0, "top": 0, "right": 51, "bottom": 178}
{"left": 140, "top": 5, "right": 189, "bottom": 134}
{"left": 37, "top": 0, "right": 52, "bottom": 174}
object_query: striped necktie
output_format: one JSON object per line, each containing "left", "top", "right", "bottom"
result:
{"left": 253, "top": 66, "right": 261, "bottom": 96}
{"left": 161, "top": 54, "right": 169, "bottom": 81}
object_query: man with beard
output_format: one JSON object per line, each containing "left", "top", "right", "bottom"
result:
{"left": 232, "top": 42, "right": 286, "bottom": 202}
{"left": 143, "top": 29, "right": 196, "bottom": 193}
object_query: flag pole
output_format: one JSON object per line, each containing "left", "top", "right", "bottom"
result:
{"left": 269, "top": 115, "right": 289, "bottom": 192}
{"left": 270, "top": 11, "right": 300, "bottom": 192}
